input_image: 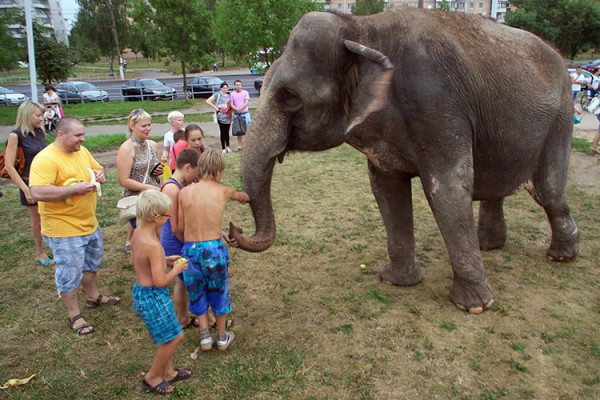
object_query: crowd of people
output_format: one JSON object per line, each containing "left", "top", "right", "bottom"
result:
{"left": 2, "top": 85, "right": 252, "bottom": 394}
{"left": 570, "top": 65, "right": 600, "bottom": 153}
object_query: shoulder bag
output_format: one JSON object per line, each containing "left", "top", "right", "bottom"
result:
{"left": 216, "top": 93, "right": 232, "bottom": 125}
{"left": 0, "top": 139, "right": 25, "bottom": 179}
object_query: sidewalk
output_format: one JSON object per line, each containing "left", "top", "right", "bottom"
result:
{"left": 0, "top": 97, "right": 260, "bottom": 142}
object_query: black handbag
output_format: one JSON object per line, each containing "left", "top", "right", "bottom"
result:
{"left": 232, "top": 115, "right": 247, "bottom": 136}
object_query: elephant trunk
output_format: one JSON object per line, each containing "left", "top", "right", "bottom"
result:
{"left": 230, "top": 95, "right": 287, "bottom": 252}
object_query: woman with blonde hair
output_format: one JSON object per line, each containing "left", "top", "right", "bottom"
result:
{"left": 4, "top": 100, "right": 54, "bottom": 265}
{"left": 116, "top": 109, "right": 163, "bottom": 253}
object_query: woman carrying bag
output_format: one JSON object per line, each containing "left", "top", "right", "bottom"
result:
{"left": 4, "top": 101, "right": 54, "bottom": 266}
{"left": 206, "top": 82, "right": 233, "bottom": 154}
{"left": 116, "top": 109, "right": 163, "bottom": 253}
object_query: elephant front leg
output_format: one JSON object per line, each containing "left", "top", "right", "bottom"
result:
{"left": 368, "top": 165, "right": 422, "bottom": 286}
{"left": 422, "top": 176, "right": 494, "bottom": 314}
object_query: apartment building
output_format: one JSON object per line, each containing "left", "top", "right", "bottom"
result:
{"left": 0, "top": 0, "right": 69, "bottom": 44}
{"left": 321, "top": 0, "right": 510, "bottom": 22}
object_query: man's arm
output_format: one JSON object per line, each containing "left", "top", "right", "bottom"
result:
{"left": 30, "top": 182, "right": 96, "bottom": 202}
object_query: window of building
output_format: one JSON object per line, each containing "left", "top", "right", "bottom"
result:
{"left": 469, "top": 2, "right": 474, "bottom": 8}
{"left": 338, "top": 4, "right": 343, "bottom": 9}
{"left": 479, "top": 2, "right": 483, "bottom": 7}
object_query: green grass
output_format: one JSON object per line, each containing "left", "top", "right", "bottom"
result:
{"left": 0, "top": 99, "right": 212, "bottom": 125}
{"left": 0, "top": 142, "right": 599, "bottom": 398}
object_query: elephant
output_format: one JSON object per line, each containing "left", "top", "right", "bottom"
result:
{"left": 230, "top": 8, "right": 579, "bottom": 314}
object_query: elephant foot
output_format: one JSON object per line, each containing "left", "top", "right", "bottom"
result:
{"left": 478, "top": 232, "right": 506, "bottom": 251}
{"left": 546, "top": 238, "right": 578, "bottom": 262}
{"left": 450, "top": 277, "right": 494, "bottom": 315}
{"left": 378, "top": 263, "right": 422, "bottom": 286}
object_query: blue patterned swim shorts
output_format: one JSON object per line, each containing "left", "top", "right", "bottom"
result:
{"left": 182, "top": 239, "right": 231, "bottom": 317}
{"left": 132, "top": 282, "right": 183, "bottom": 345}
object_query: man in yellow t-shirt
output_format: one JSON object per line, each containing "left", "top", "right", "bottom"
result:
{"left": 30, "top": 117, "right": 121, "bottom": 336}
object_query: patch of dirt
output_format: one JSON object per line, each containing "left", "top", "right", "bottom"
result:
{"left": 569, "top": 151, "right": 600, "bottom": 192}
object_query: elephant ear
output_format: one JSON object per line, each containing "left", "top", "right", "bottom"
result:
{"left": 342, "top": 40, "right": 394, "bottom": 136}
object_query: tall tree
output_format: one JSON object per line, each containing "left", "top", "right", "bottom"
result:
{"left": 506, "top": 0, "right": 600, "bottom": 59}
{"left": 72, "top": 0, "right": 129, "bottom": 72}
{"left": 129, "top": 0, "right": 213, "bottom": 96}
{"left": 212, "top": 0, "right": 320, "bottom": 68}
{"left": 33, "top": 24, "right": 75, "bottom": 84}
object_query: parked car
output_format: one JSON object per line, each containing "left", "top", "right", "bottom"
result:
{"left": 0, "top": 86, "right": 28, "bottom": 106}
{"left": 121, "top": 78, "right": 177, "bottom": 101}
{"left": 254, "top": 78, "right": 263, "bottom": 96}
{"left": 582, "top": 59, "right": 600, "bottom": 71}
{"left": 56, "top": 81, "right": 109, "bottom": 104}
{"left": 186, "top": 76, "right": 225, "bottom": 98}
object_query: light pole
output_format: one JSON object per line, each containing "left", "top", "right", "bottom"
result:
{"left": 24, "top": 0, "right": 38, "bottom": 102}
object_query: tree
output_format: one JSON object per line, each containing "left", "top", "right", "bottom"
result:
{"left": 129, "top": 0, "right": 213, "bottom": 96}
{"left": 437, "top": 0, "right": 451, "bottom": 12}
{"left": 0, "top": 10, "right": 25, "bottom": 70}
{"left": 506, "top": 0, "right": 600, "bottom": 59}
{"left": 33, "top": 24, "right": 75, "bottom": 84}
{"left": 353, "top": 0, "right": 385, "bottom": 16}
{"left": 212, "top": 0, "right": 321, "bottom": 68}
{"left": 72, "top": 0, "right": 129, "bottom": 72}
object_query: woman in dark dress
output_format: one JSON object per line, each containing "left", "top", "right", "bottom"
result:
{"left": 4, "top": 100, "right": 54, "bottom": 266}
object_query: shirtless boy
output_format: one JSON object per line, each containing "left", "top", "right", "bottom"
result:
{"left": 131, "top": 190, "right": 191, "bottom": 395}
{"left": 178, "top": 149, "right": 250, "bottom": 351}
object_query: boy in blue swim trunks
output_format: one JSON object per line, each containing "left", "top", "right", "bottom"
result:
{"left": 178, "top": 149, "right": 250, "bottom": 351}
{"left": 160, "top": 148, "right": 201, "bottom": 329}
{"left": 131, "top": 190, "right": 191, "bottom": 395}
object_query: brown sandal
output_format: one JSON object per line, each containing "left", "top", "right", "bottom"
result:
{"left": 86, "top": 294, "right": 121, "bottom": 309}
{"left": 68, "top": 314, "right": 94, "bottom": 336}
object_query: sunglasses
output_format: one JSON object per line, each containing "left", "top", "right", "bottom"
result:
{"left": 131, "top": 108, "right": 146, "bottom": 116}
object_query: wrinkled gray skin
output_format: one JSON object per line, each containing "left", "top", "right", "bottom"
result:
{"left": 230, "top": 9, "right": 579, "bottom": 314}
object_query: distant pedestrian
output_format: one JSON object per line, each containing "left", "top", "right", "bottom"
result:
{"left": 570, "top": 66, "right": 587, "bottom": 102}
{"left": 230, "top": 80, "right": 250, "bottom": 151}
{"left": 206, "top": 82, "right": 232, "bottom": 153}
{"left": 213, "top": 63, "right": 219, "bottom": 72}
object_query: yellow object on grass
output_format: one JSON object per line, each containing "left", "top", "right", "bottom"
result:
{"left": 0, "top": 374, "right": 36, "bottom": 389}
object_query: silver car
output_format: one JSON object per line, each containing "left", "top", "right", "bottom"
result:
{"left": 56, "top": 81, "right": 109, "bottom": 104}
{"left": 0, "top": 86, "right": 28, "bottom": 106}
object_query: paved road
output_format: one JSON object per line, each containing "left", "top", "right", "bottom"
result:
{"left": 3, "top": 68, "right": 262, "bottom": 103}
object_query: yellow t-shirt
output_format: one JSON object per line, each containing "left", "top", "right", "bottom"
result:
{"left": 29, "top": 144, "right": 102, "bottom": 237}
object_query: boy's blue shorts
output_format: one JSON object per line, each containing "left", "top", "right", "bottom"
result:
{"left": 182, "top": 239, "right": 232, "bottom": 317}
{"left": 132, "top": 283, "right": 182, "bottom": 345}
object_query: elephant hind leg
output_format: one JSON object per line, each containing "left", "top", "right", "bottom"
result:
{"left": 477, "top": 198, "right": 507, "bottom": 250}
{"left": 528, "top": 126, "right": 579, "bottom": 261}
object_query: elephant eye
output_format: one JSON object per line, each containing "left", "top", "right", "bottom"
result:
{"left": 281, "top": 89, "right": 302, "bottom": 112}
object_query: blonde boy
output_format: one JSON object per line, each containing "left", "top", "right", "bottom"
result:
{"left": 131, "top": 190, "right": 191, "bottom": 395}
{"left": 163, "top": 111, "right": 185, "bottom": 163}
{"left": 178, "top": 149, "right": 250, "bottom": 351}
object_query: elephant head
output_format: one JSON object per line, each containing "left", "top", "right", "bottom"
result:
{"left": 231, "top": 12, "right": 394, "bottom": 252}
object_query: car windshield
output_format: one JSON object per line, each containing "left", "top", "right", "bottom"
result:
{"left": 205, "top": 77, "right": 223, "bottom": 85}
{"left": 0, "top": 87, "right": 12, "bottom": 94}
{"left": 141, "top": 79, "right": 164, "bottom": 87}
{"left": 74, "top": 83, "right": 97, "bottom": 91}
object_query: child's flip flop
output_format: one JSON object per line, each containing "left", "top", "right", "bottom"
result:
{"left": 36, "top": 258, "right": 55, "bottom": 266}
